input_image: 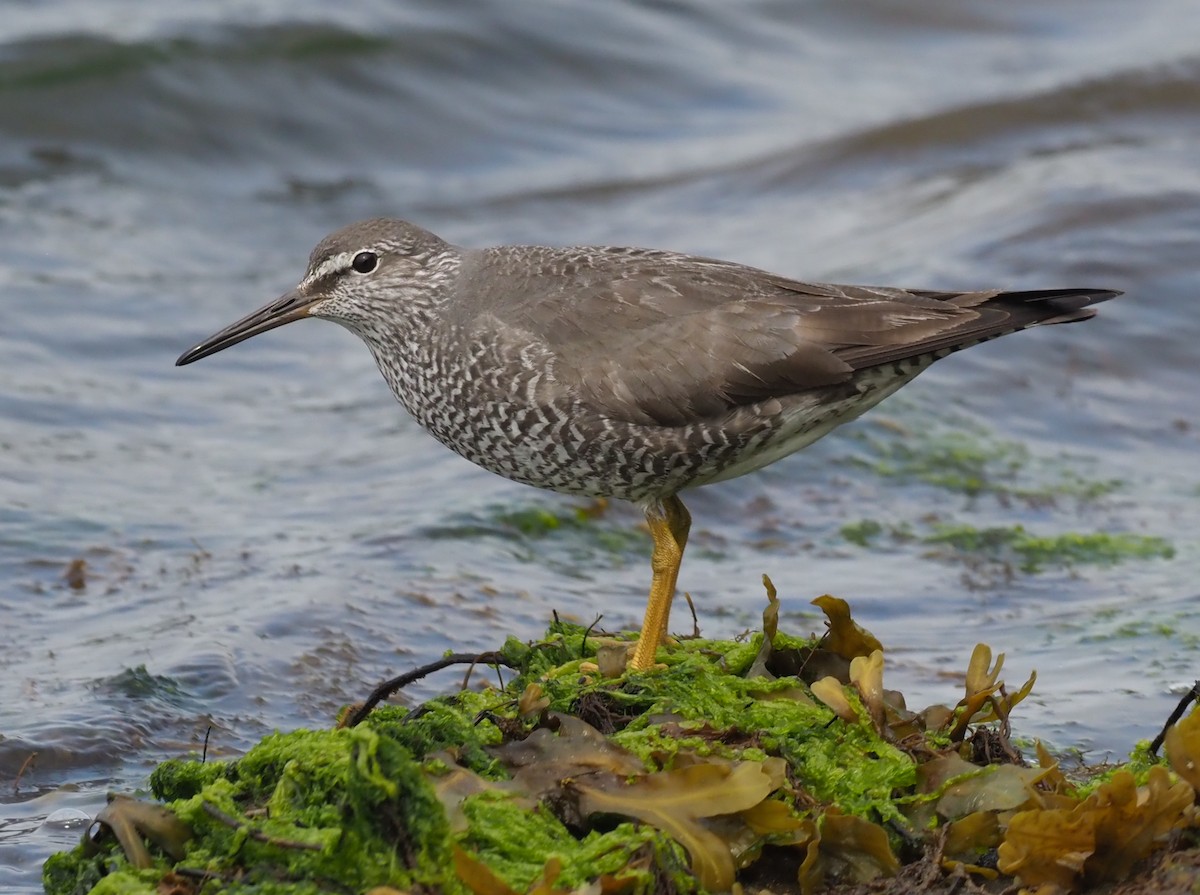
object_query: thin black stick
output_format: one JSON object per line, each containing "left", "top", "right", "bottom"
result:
{"left": 12, "top": 752, "right": 37, "bottom": 794}
{"left": 343, "top": 651, "right": 517, "bottom": 728}
{"left": 683, "top": 591, "right": 700, "bottom": 639}
{"left": 1149, "top": 680, "right": 1200, "bottom": 756}
{"left": 581, "top": 615, "right": 603, "bottom": 657}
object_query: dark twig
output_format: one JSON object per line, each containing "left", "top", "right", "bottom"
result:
{"left": 1149, "top": 679, "right": 1200, "bottom": 756}
{"left": 202, "top": 726, "right": 211, "bottom": 763}
{"left": 343, "top": 651, "right": 518, "bottom": 728}
{"left": 458, "top": 656, "right": 479, "bottom": 691}
{"left": 581, "top": 615, "right": 603, "bottom": 657}
{"left": 683, "top": 592, "right": 700, "bottom": 639}
{"left": 12, "top": 752, "right": 37, "bottom": 794}
{"left": 201, "top": 801, "right": 323, "bottom": 851}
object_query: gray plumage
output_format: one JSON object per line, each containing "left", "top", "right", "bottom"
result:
{"left": 178, "top": 218, "right": 1119, "bottom": 506}
{"left": 175, "top": 218, "right": 1119, "bottom": 670}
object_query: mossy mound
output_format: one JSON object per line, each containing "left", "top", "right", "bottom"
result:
{"left": 44, "top": 594, "right": 1200, "bottom": 895}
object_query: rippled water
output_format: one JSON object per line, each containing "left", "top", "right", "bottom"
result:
{"left": 3, "top": 1, "right": 1199, "bottom": 889}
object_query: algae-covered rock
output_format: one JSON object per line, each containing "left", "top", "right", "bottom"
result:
{"left": 43, "top": 601, "right": 1200, "bottom": 895}
{"left": 49, "top": 726, "right": 457, "bottom": 895}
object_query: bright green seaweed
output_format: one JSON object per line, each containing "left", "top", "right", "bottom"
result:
{"left": 44, "top": 618, "right": 925, "bottom": 895}
{"left": 42, "top": 614, "right": 1193, "bottom": 895}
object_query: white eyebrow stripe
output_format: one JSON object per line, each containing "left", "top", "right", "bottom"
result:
{"left": 301, "top": 251, "right": 358, "bottom": 288}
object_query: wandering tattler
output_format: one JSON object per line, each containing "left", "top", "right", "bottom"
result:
{"left": 176, "top": 219, "right": 1119, "bottom": 670}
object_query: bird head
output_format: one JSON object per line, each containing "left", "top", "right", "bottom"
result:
{"left": 175, "top": 218, "right": 455, "bottom": 366}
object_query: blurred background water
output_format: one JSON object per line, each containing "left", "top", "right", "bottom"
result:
{"left": 2, "top": 1, "right": 1198, "bottom": 889}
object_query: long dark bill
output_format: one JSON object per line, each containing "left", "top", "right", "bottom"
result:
{"left": 175, "top": 289, "right": 314, "bottom": 366}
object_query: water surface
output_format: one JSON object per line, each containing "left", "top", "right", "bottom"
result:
{"left": 2, "top": 2, "right": 1199, "bottom": 889}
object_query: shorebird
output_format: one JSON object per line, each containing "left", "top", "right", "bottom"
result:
{"left": 176, "top": 219, "right": 1118, "bottom": 669}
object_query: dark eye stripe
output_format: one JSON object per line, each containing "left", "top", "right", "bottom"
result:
{"left": 307, "top": 270, "right": 341, "bottom": 294}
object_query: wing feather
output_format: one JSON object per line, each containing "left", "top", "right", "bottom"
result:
{"left": 460, "top": 246, "right": 1116, "bottom": 427}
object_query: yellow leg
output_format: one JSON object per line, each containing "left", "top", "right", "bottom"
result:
{"left": 630, "top": 495, "right": 691, "bottom": 670}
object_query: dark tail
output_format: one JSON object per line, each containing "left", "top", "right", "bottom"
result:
{"left": 946, "top": 287, "right": 1123, "bottom": 327}
{"left": 996, "top": 288, "right": 1123, "bottom": 325}
{"left": 843, "top": 286, "right": 1123, "bottom": 371}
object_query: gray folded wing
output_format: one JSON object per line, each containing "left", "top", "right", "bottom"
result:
{"left": 463, "top": 247, "right": 1115, "bottom": 428}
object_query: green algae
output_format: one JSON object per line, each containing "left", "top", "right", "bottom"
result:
{"left": 852, "top": 429, "right": 1030, "bottom": 497}
{"left": 1072, "top": 741, "right": 1162, "bottom": 796}
{"left": 839, "top": 519, "right": 885, "bottom": 548}
{"left": 458, "top": 792, "right": 671, "bottom": 893}
{"left": 47, "top": 619, "right": 917, "bottom": 894}
{"left": 371, "top": 693, "right": 508, "bottom": 778}
{"left": 50, "top": 727, "right": 457, "bottom": 895}
{"left": 93, "top": 666, "right": 187, "bottom": 704}
{"left": 578, "top": 650, "right": 916, "bottom": 824}
{"left": 1079, "top": 615, "right": 1200, "bottom": 651}
{"left": 41, "top": 850, "right": 107, "bottom": 895}
{"left": 847, "top": 423, "right": 1122, "bottom": 502}
{"left": 180, "top": 726, "right": 454, "bottom": 891}
{"left": 149, "top": 755, "right": 230, "bottom": 800}
{"left": 427, "top": 501, "right": 646, "bottom": 559}
{"left": 43, "top": 611, "right": 1196, "bottom": 895}
{"left": 839, "top": 519, "right": 914, "bottom": 549}
{"left": 924, "top": 524, "right": 1174, "bottom": 572}
{"left": 840, "top": 515, "right": 1173, "bottom": 575}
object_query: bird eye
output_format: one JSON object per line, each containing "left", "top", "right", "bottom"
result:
{"left": 351, "top": 251, "right": 378, "bottom": 274}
